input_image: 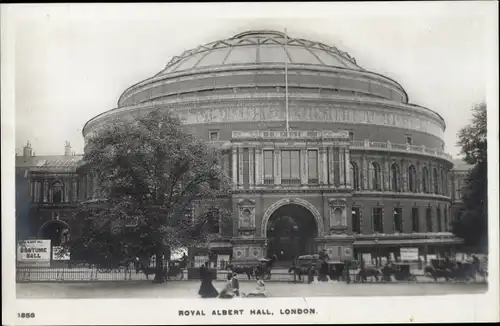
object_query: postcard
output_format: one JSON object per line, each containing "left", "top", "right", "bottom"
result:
{"left": 2, "top": 2, "right": 498, "bottom": 325}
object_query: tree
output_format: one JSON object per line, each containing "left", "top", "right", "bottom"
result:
{"left": 452, "top": 102, "right": 488, "bottom": 249}
{"left": 64, "top": 110, "right": 231, "bottom": 282}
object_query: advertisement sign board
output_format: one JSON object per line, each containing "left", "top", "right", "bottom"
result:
{"left": 400, "top": 247, "right": 419, "bottom": 261}
{"left": 17, "top": 240, "right": 51, "bottom": 267}
{"left": 52, "top": 246, "right": 70, "bottom": 260}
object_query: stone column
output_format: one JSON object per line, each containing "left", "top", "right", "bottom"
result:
{"left": 36, "top": 181, "right": 41, "bottom": 203}
{"left": 274, "top": 149, "right": 281, "bottom": 185}
{"left": 384, "top": 159, "right": 390, "bottom": 191}
{"left": 232, "top": 147, "right": 238, "bottom": 186}
{"left": 345, "top": 148, "right": 351, "bottom": 188}
{"left": 328, "top": 147, "right": 334, "bottom": 185}
{"left": 255, "top": 148, "right": 262, "bottom": 186}
{"left": 64, "top": 179, "right": 70, "bottom": 202}
{"left": 249, "top": 148, "right": 254, "bottom": 187}
{"left": 362, "top": 156, "right": 368, "bottom": 190}
{"left": 32, "top": 180, "right": 37, "bottom": 202}
{"left": 339, "top": 147, "right": 345, "bottom": 187}
{"left": 72, "top": 178, "right": 77, "bottom": 202}
{"left": 238, "top": 149, "right": 244, "bottom": 189}
{"left": 401, "top": 159, "right": 407, "bottom": 192}
{"left": 428, "top": 161, "right": 434, "bottom": 194}
{"left": 30, "top": 180, "right": 34, "bottom": 202}
{"left": 416, "top": 161, "right": 421, "bottom": 193}
{"left": 319, "top": 148, "right": 326, "bottom": 185}
{"left": 300, "top": 149, "right": 307, "bottom": 185}
{"left": 43, "top": 179, "right": 48, "bottom": 203}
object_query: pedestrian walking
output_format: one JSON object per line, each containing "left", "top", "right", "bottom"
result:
{"left": 198, "top": 263, "right": 219, "bottom": 298}
{"left": 318, "top": 259, "right": 329, "bottom": 282}
{"left": 344, "top": 261, "right": 351, "bottom": 284}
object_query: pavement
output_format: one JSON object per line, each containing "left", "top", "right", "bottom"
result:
{"left": 17, "top": 280, "right": 487, "bottom": 299}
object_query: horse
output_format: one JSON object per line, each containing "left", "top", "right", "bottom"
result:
{"left": 357, "top": 266, "right": 382, "bottom": 283}
{"left": 288, "top": 266, "right": 310, "bottom": 281}
{"left": 254, "top": 264, "right": 272, "bottom": 281}
{"left": 424, "top": 265, "right": 453, "bottom": 282}
{"left": 227, "top": 265, "right": 255, "bottom": 280}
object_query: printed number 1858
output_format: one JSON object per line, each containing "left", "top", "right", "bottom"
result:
{"left": 18, "top": 313, "right": 35, "bottom": 318}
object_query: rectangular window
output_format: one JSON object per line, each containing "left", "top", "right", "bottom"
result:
{"left": 426, "top": 207, "right": 433, "bottom": 232}
{"left": 352, "top": 207, "right": 361, "bottom": 234}
{"left": 406, "top": 136, "right": 412, "bottom": 145}
{"left": 281, "top": 150, "right": 300, "bottom": 185}
{"left": 209, "top": 131, "right": 219, "bottom": 141}
{"left": 373, "top": 207, "right": 383, "bottom": 233}
{"left": 436, "top": 207, "right": 442, "bottom": 232}
{"left": 307, "top": 150, "right": 318, "bottom": 184}
{"left": 349, "top": 131, "right": 355, "bottom": 141}
{"left": 207, "top": 209, "right": 220, "bottom": 234}
{"left": 393, "top": 208, "right": 403, "bottom": 233}
{"left": 263, "top": 150, "right": 274, "bottom": 185}
{"left": 412, "top": 207, "right": 419, "bottom": 233}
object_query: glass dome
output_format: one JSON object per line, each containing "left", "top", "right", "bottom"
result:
{"left": 156, "top": 30, "right": 364, "bottom": 75}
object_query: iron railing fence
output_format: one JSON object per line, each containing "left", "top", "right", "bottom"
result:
{"left": 16, "top": 267, "right": 488, "bottom": 284}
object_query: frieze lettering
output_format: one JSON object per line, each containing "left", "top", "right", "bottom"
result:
{"left": 171, "top": 105, "right": 445, "bottom": 137}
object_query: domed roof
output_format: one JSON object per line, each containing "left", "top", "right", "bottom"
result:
{"left": 156, "top": 30, "right": 364, "bottom": 75}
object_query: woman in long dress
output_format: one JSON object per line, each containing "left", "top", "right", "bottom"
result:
{"left": 198, "top": 263, "right": 219, "bottom": 298}
{"left": 218, "top": 274, "right": 234, "bottom": 299}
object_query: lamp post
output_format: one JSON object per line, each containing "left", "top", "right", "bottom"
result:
{"left": 374, "top": 239, "right": 379, "bottom": 267}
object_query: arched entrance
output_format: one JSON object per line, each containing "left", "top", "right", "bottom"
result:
{"left": 38, "top": 220, "right": 70, "bottom": 246}
{"left": 266, "top": 204, "right": 318, "bottom": 264}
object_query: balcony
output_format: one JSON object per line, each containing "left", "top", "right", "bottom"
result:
{"left": 350, "top": 140, "right": 452, "bottom": 161}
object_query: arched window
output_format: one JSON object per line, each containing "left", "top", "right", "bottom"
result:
{"left": 408, "top": 165, "right": 417, "bottom": 192}
{"left": 390, "top": 163, "right": 400, "bottom": 192}
{"left": 422, "top": 167, "right": 429, "bottom": 193}
{"left": 368, "top": 162, "right": 381, "bottom": 191}
{"left": 350, "top": 161, "right": 360, "bottom": 190}
{"left": 51, "top": 181, "right": 63, "bottom": 203}
{"left": 433, "top": 168, "right": 439, "bottom": 194}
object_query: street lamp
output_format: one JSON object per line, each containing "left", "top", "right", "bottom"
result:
{"left": 374, "top": 239, "right": 379, "bottom": 267}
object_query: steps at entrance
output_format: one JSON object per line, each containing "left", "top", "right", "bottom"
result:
{"left": 272, "top": 260, "right": 293, "bottom": 268}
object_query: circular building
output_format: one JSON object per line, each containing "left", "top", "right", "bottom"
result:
{"left": 82, "top": 30, "right": 460, "bottom": 266}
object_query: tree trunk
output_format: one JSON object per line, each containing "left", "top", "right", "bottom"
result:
{"left": 153, "top": 244, "right": 165, "bottom": 283}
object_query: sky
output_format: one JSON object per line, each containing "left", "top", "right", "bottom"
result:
{"left": 8, "top": 2, "right": 496, "bottom": 157}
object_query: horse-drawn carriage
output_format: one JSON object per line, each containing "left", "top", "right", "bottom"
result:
{"left": 383, "top": 262, "right": 416, "bottom": 282}
{"left": 227, "top": 258, "right": 273, "bottom": 280}
{"left": 289, "top": 254, "right": 352, "bottom": 282}
{"left": 424, "top": 257, "right": 484, "bottom": 282}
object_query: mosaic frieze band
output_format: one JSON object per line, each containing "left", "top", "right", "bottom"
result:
{"left": 84, "top": 102, "right": 444, "bottom": 140}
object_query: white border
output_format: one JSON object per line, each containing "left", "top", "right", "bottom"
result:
{"left": 2, "top": 2, "right": 499, "bottom": 325}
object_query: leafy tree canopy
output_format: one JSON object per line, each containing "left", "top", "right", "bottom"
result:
{"left": 452, "top": 103, "right": 488, "bottom": 250}
{"left": 64, "top": 110, "right": 231, "bottom": 280}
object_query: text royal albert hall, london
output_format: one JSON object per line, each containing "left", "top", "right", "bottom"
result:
{"left": 16, "top": 30, "right": 471, "bottom": 267}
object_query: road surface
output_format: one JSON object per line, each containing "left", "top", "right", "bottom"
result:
{"left": 17, "top": 280, "right": 487, "bottom": 299}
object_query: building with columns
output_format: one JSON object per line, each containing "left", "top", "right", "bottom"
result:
{"left": 16, "top": 142, "right": 80, "bottom": 246}
{"left": 17, "top": 30, "right": 471, "bottom": 266}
